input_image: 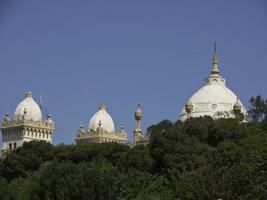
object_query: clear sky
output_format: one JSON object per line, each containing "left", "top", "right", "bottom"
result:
{"left": 0, "top": 0, "right": 266, "bottom": 144}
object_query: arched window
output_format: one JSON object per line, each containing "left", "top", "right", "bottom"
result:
{"left": 8, "top": 143, "right": 12, "bottom": 150}
{"left": 13, "top": 143, "right": 17, "bottom": 149}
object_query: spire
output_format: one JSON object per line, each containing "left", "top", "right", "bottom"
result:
{"left": 211, "top": 43, "right": 220, "bottom": 74}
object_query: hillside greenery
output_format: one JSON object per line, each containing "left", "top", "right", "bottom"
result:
{"left": 0, "top": 96, "right": 266, "bottom": 200}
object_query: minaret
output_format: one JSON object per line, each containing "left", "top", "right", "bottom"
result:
{"left": 211, "top": 43, "right": 220, "bottom": 75}
{"left": 133, "top": 104, "right": 142, "bottom": 145}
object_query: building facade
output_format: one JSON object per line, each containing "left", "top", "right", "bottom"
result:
{"left": 1, "top": 92, "right": 55, "bottom": 154}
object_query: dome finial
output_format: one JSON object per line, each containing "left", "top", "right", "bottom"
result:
{"left": 211, "top": 43, "right": 220, "bottom": 74}
{"left": 98, "top": 104, "right": 106, "bottom": 110}
{"left": 25, "top": 91, "right": 33, "bottom": 98}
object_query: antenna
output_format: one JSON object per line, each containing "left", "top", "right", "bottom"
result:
{"left": 39, "top": 94, "right": 49, "bottom": 120}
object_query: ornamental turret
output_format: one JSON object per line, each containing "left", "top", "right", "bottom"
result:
{"left": 79, "top": 122, "right": 85, "bottom": 134}
{"left": 233, "top": 97, "right": 242, "bottom": 114}
{"left": 185, "top": 100, "right": 193, "bottom": 119}
{"left": 233, "top": 97, "right": 244, "bottom": 121}
{"left": 3, "top": 111, "right": 10, "bottom": 122}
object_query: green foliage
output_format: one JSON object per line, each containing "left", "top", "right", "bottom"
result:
{"left": 248, "top": 95, "right": 267, "bottom": 122}
{"left": 0, "top": 116, "right": 266, "bottom": 199}
{"left": 0, "top": 141, "right": 55, "bottom": 181}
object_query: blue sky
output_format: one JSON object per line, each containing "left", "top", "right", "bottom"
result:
{"left": 0, "top": 0, "right": 266, "bottom": 144}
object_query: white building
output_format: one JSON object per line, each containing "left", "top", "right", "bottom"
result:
{"left": 179, "top": 44, "right": 248, "bottom": 121}
{"left": 75, "top": 104, "right": 127, "bottom": 144}
{"left": 1, "top": 91, "right": 55, "bottom": 154}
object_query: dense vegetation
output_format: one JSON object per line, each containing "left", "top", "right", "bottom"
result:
{"left": 0, "top": 96, "right": 266, "bottom": 200}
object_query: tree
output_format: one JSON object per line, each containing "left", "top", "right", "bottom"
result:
{"left": 0, "top": 141, "right": 55, "bottom": 181}
{"left": 248, "top": 95, "right": 267, "bottom": 122}
{"left": 1, "top": 107, "right": 267, "bottom": 199}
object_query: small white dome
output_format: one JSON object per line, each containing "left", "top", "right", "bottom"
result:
{"left": 14, "top": 91, "right": 42, "bottom": 121}
{"left": 88, "top": 104, "right": 115, "bottom": 132}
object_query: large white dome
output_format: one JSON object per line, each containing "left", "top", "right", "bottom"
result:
{"left": 179, "top": 45, "right": 247, "bottom": 121}
{"left": 88, "top": 104, "right": 115, "bottom": 132}
{"left": 14, "top": 91, "right": 42, "bottom": 121}
{"left": 179, "top": 84, "right": 247, "bottom": 121}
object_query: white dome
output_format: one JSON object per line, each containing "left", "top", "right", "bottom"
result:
{"left": 14, "top": 91, "right": 42, "bottom": 121}
{"left": 179, "top": 83, "right": 247, "bottom": 121}
{"left": 179, "top": 45, "right": 247, "bottom": 121}
{"left": 88, "top": 104, "right": 115, "bottom": 132}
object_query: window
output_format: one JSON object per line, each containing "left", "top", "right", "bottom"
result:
{"left": 9, "top": 143, "right": 12, "bottom": 150}
{"left": 13, "top": 143, "right": 17, "bottom": 149}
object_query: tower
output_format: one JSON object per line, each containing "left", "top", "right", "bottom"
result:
{"left": 133, "top": 104, "right": 149, "bottom": 145}
{"left": 133, "top": 104, "right": 142, "bottom": 145}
